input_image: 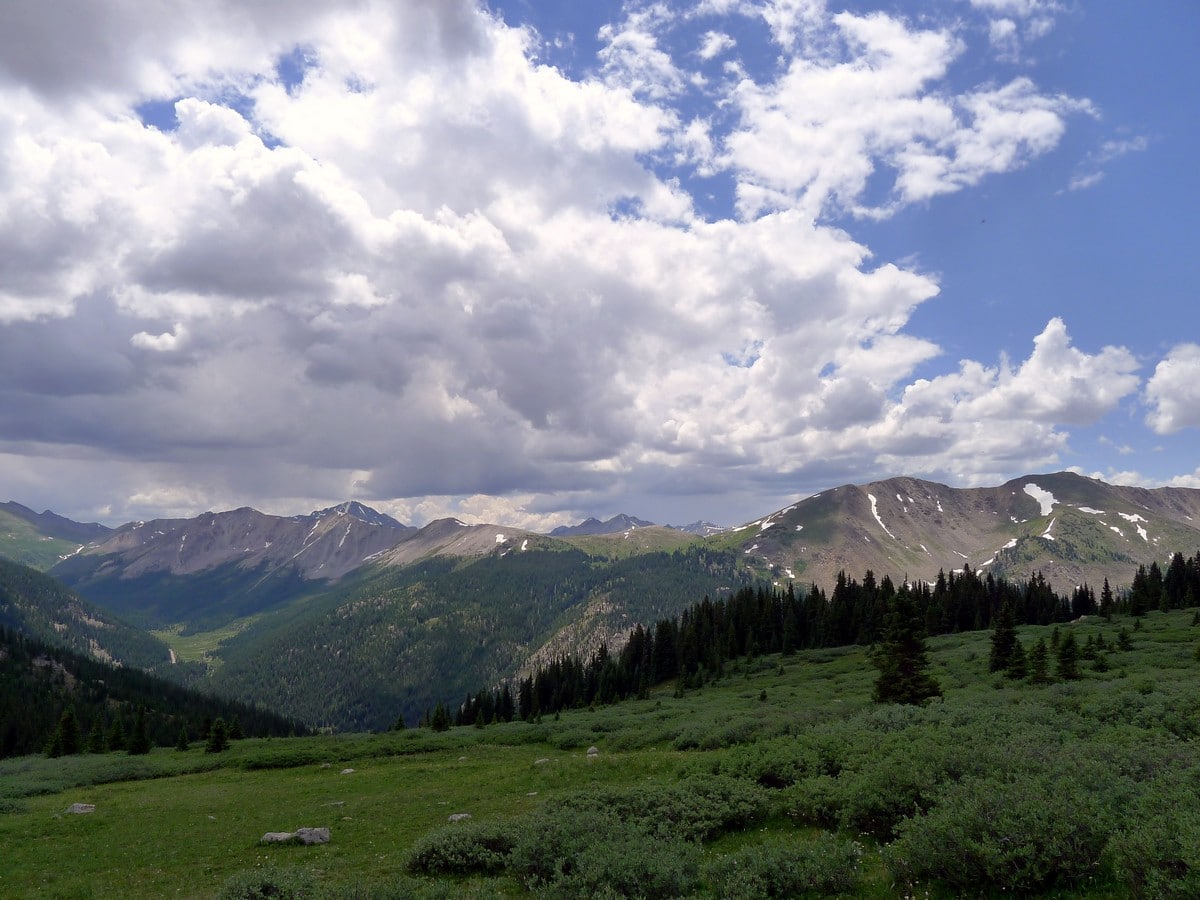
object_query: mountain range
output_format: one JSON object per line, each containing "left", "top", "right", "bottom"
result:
{"left": 4, "top": 471, "right": 1199, "bottom": 731}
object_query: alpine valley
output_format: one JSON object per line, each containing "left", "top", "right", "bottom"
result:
{"left": 5, "top": 471, "right": 1200, "bottom": 733}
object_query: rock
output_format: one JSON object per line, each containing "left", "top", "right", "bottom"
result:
{"left": 534, "top": 757, "right": 550, "bottom": 765}
{"left": 260, "top": 827, "right": 331, "bottom": 845}
{"left": 448, "top": 813, "right": 472, "bottom": 823}
{"left": 586, "top": 746, "right": 599, "bottom": 757}
{"left": 66, "top": 803, "right": 95, "bottom": 814}
{"left": 340, "top": 768, "right": 354, "bottom": 775}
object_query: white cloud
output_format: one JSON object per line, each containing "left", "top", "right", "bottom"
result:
{"left": 0, "top": 0, "right": 1143, "bottom": 526}
{"left": 698, "top": 30, "right": 737, "bottom": 60}
{"left": 1146, "top": 345, "right": 1200, "bottom": 434}
{"left": 724, "top": 10, "right": 1090, "bottom": 219}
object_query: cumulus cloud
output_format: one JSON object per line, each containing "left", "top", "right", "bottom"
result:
{"left": 1146, "top": 345, "right": 1200, "bottom": 434}
{"left": 0, "top": 0, "right": 1147, "bottom": 526}
{"left": 724, "top": 10, "right": 1091, "bottom": 219}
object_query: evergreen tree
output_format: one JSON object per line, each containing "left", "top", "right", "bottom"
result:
{"left": 871, "top": 593, "right": 942, "bottom": 706}
{"left": 988, "top": 603, "right": 1018, "bottom": 672}
{"left": 176, "top": 726, "right": 190, "bottom": 751}
{"left": 1100, "top": 578, "right": 1115, "bottom": 619}
{"left": 429, "top": 702, "right": 451, "bottom": 732}
{"left": 45, "top": 706, "right": 81, "bottom": 758}
{"left": 86, "top": 719, "right": 106, "bottom": 754}
{"left": 107, "top": 717, "right": 126, "bottom": 752}
{"left": 1007, "top": 641, "right": 1028, "bottom": 679}
{"left": 1029, "top": 638, "right": 1051, "bottom": 684}
{"left": 228, "top": 718, "right": 244, "bottom": 740}
{"left": 1056, "top": 631, "right": 1081, "bottom": 680}
{"left": 1117, "top": 627, "right": 1134, "bottom": 652}
{"left": 127, "top": 706, "right": 152, "bottom": 755}
{"left": 205, "top": 718, "right": 230, "bottom": 753}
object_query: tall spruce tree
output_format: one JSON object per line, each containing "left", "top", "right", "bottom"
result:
{"left": 1055, "top": 631, "right": 1081, "bottom": 680}
{"left": 1029, "top": 638, "right": 1051, "bottom": 684}
{"left": 872, "top": 593, "right": 942, "bottom": 705}
{"left": 988, "top": 603, "right": 1019, "bottom": 673}
{"left": 127, "top": 706, "right": 152, "bottom": 755}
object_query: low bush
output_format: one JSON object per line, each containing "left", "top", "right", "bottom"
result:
{"left": 886, "top": 769, "right": 1112, "bottom": 892}
{"left": 1106, "top": 769, "right": 1200, "bottom": 899}
{"left": 405, "top": 820, "right": 516, "bottom": 876}
{"left": 217, "top": 865, "right": 316, "bottom": 899}
{"left": 703, "top": 833, "right": 863, "bottom": 898}
{"left": 509, "top": 806, "right": 699, "bottom": 898}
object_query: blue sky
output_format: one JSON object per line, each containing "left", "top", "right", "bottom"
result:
{"left": 0, "top": 0, "right": 1197, "bottom": 530}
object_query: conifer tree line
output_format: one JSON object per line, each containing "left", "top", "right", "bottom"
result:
{"left": 439, "top": 551, "right": 1200, "bottom": 726}
{"left": 0, "top": 624, "right": 304, "bottom": 759}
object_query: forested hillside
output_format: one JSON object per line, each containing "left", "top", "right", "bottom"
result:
{"left": 0, "top": 625, "right": 304, "bottom": 758}
{"left": 450, "top": 552, "right": 1200, "bottom": 724}
{"left": 0, "top": 559, "right": 173, "bottom": 672}
{"left": 211, "top": 546, "right": 750, "bottom": 731}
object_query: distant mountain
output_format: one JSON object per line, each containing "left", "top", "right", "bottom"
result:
{"left": 551, "top": 514, "right": 655, "bottom": 536}
{"left": 672, "top": 521, "right": 729, "bottom": 537}
{"left": 25, "top": 471, "right": 1200, "bottom": 734}
{"left": 715, "top": 472, "right": 1200, "bottom": 593}
{"left": 50, "top": 503, "right": 414, "bottom": 630}
{"left": 0, "top": 502, "right": 113, "bottom": 570}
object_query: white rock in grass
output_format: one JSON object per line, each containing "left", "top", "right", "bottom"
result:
{"left": 448, "top": 813, "right": 472, "bottom": 822}
{"left": 66, "top": 803, "right": 95, "bottom": 814}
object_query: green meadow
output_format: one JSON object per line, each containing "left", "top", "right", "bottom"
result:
{"left": 3, "top": 609, "right": 1198, "bottom": 898}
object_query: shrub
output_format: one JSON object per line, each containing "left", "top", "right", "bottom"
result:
{"left": 703, "top": 833, "right": 863, "bottom": 899}
{"left": 217, "top": 865, "right": 315, "bottom": 899}
{"left": 1106, "top": 770, "right": 1200, "bottom": 899}
{"left": 405, "top": 820, "right": 516, "bottom": 876}
{"left": 886, "top": 770, "right": 1112, "bottom": 892}
{"left": 509, "top": 806, "right": 699, "bottom": 898}
{"left": 705, "top": 735, "right": 823, "bottom": 788}
{"left": 527, "top": 776, "right": 768, "bottom": 844}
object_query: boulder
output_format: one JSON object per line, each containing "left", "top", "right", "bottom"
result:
{"left": 260, "top": 827, "right": 331, "bottom": 845}
{"left": 586, "top": 746, "right": 599, "bottom": 757}
{"left": 66, "top": 803, "right": 95, "bottom": 814}
{"left": 448, "top": 813, "right": 472, "bottom": 823}
{"left": 295, "top": 827, "right": 331, "bottom": 845}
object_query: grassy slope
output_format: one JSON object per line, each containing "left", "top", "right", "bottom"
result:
{"left": 2, "top": 609, "right": 1198, "bottom": 898}
{"left": 0, "top": 508, "right": 80, "bottom": 570}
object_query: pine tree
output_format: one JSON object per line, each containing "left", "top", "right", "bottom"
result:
{"left": 107, "top": 717, "right": 126, "bottom": 752}
{"left": 1007, "top": 640, "right": 1028, "bottom": 679}
{"left": 86, "top": 719, "right": 107, "bottom": 754}
{"left": 988, "top": 603, "right": 1018, "bottom": 673}
{"left": 1056, "top": 631, "right": 1081, "bottom": 680}
{"left": 228, "top": 718, "right": 244, "bottom": 740}
{"left": 205, "top": 718, "right": 230, "bottom": 753}
{"left": 127, "top": 706, "right": 152, "bottom": 755}
{"left": 429, "top": 702, "right": 451, "bottom": 732}
{"left": 872, "top": 593, "right": 942, "bottom": 705}
{"left": 176, "top": 726, "right": 190, "bottom": 752}
{"left": 46, "top": 707, "right": 82, "bottom": 757}
{"left": 1117, "top": 626, "right": 1134, "bottom": 652}
{"left": 1029, "top": 638, "right": 1051, "bottom": 684}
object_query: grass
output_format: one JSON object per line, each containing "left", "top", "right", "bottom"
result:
{"left": 152, "top": 617, "right": 265, "bottom": 668}
{"left": 2, "top": 609, "right": 1198, "bottom": 897}
{"left": 0, "top": 509, "right": 81, "bottom": 571}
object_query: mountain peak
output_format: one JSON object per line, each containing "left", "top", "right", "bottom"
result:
{"left": 310, "top": 501, "right": 406, "bottom": 530}
{"left": 550, "top": 513, "right": 655, "bottom": 537}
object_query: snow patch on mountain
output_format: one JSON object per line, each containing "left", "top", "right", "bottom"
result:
{"left": 1024, "top": 483, "right": 1057, "bottom": 516}
{"left": 867, "top": 494, "right": 896, "bottom": 540}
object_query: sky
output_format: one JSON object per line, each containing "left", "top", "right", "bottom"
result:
{"left": 1, "top": 0, "right": 1198, "bottom": 531}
